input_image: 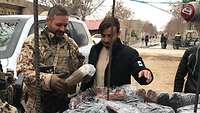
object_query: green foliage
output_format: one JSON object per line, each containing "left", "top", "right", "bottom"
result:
{"left": 131, "top": 30, "right": 137, "bottom": 37}
{"left": 182, "top": 0, "right": 196, "bottom": 3}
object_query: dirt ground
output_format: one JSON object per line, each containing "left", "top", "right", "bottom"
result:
{"left": 131, "top": 48, "right": 186, "bottom": 95}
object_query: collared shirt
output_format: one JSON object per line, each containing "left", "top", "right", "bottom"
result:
{"left": 94, "top": 47, "right": 109, "bottom": 88}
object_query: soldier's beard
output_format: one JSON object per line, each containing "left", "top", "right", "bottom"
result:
{"left": 48, "top": 27, "right": 64, "bottom": 38}
{"left": 55, "top": 32, "right": 64, "bottom": 38}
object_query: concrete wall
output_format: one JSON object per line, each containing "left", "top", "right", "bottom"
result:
{"left": 0, "top": 0, "right": 25, "bottom": 14}
{"left": 0, "top": 0, "right": 48, "bottom": 15}
{"left": 22, "top": 1, "right": 48, "bottom": 15}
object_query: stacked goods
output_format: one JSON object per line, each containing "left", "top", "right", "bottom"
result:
{"left": 177, "top": 104, "right": 200, "bottom": 113}
{"left": 65, "top": 85, "right": 175, "bottom": 113}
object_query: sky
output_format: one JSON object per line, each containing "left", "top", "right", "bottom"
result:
{"left": 86, "top": 0, "right": 181, "bottom": 31}
{"left": 27, "top": 0, "right": 180, "bottom": 31}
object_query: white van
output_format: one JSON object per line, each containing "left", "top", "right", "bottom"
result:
{"left": 0, "top": 15, "right": 93, "bottom": 78}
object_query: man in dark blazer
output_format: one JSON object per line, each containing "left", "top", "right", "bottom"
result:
{"left": 81, "top": 16, "right": 153, "bottom": 90}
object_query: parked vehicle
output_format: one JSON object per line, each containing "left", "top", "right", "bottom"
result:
{"left": 0, "top": 15, "right": 93, "bottom": 78}
{"left": 172, "top": 33, "right": 182, "bottom": 49}
{"left": 91, "top": 33, "right": 101, "bottom": 44}
{"left": 172, "top": 31, "right": 200, "bottom": 49}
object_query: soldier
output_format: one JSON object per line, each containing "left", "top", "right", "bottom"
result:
{"left": 0, "top": 63, "right": 18, "bottom": 113}
{"left": 16, "top": 5, "right": 93, "bottom": 113}
{"left": 0, "top": 98, "right": 18, "bottom": 113}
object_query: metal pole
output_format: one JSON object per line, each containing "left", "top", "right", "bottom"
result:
{"left": 33, "top": 0, "right": 42, "bottom": 113}
{"left": 107, "top": 0, "right": 115, "bottom": 100}
{"left": 124, "top": 28, "right": 128, "bottom": 45}
{"left": 194, "top": 45, "right": 200, "bottom": 113}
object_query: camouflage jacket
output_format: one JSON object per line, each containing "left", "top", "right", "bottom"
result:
{"left": 0, "top": 99, "right": 18, "bottom": 113}
{"left": 17, "top": 27, "right": 85, "bottom": 96}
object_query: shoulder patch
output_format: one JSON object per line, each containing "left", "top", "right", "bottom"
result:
{"left": 137, "top": 61, "right": 143, "bottom": 66}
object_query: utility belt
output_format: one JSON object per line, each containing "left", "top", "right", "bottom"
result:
{"left": 39, "top": 65, "right": 70, "bottom": 113}
{"left": 39, "top": 65, "right": 71, "bottom": 78}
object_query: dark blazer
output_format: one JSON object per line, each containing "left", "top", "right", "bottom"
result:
{"left": 81, "top": 38, "right": 153, "bottom": 91}
{"left": 174, "top": 46, "right": 199, "bottom": 93}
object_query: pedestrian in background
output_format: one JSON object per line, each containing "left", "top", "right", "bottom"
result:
{"left": 144, "top": 35, "right": 149, "bottom": 47}
{"left": 160, "top": 33, "right": 167, "bottom": 49}
{"left": 141, "top": 37, "right": 144, "bottom": 47}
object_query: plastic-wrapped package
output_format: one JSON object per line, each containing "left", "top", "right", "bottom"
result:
{"left": 164, "top": 92, "right": 200, "bottom": 111}
{"left": 177, "top": 104, "right": 200, "bottom": 113}
{"left": 155, "top": 92, "right": 200, "bottom": 112}
{"left": 65, "top": 99, "right": 108, "bottom": 113}
{"left": 66, "top": 99, "right": 141, "bottom": 113}
{"left": 65, "top": 85, "right": 175, "bottom": 113}
{"left": 104, "top": 100, "right": 141, "bottom": 113}
{"left": 69, "top": 88, "right": 96, "bottom": 109}
{"left": 125, "top": 102, "right": 174, "bottom": 113}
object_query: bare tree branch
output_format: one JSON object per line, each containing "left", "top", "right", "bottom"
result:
{"left": 39, "top": 0, "right": 105, "bottom": 20}
{"left": 106, "top": 0, "right": 134, "bottom": 20}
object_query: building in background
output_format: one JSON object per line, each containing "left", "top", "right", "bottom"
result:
{"left": 0, "top": 0, "right": 25, "bottom": 15}
{"left": 0, "top": 0, "right": 48, "bottom": 15}
{"left": 85, "top": 19, "right": 102, "bottom": 35}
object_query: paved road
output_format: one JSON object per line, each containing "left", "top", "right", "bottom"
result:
{"left": 130, "top": 39, "right": 185, "bottom": 58}
{"left": 131, "top": 38, "right": 173, "bottom": 49}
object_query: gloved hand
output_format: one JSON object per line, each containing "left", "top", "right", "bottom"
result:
{"left": 50, "top": 75, "right": 68, "bottom": 93}
{"left": 50, "top": 64, "right": 96, "bottom": 93}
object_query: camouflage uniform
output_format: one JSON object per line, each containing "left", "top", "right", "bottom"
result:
{"left": 17, "top": 28, "right": 84, "bottom": 113}
{"left": 0, "top": 68, "right": 18, "bottom": 113}
{"left": 0, "top": 99, "right": 18, "bottom": 113}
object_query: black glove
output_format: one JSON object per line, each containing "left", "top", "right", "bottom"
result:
{"left": 50, "top": 75, "right": 68, "bottom": 94}
{"left": 81, "top": 75, "right": 93, "bottom": 83}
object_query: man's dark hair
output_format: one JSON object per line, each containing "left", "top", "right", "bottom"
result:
{"left": 99, "top": 16, "right": 120, "bottom": 34}
{"left": 48, "top": 5, "right": 69, "bottom": 17}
